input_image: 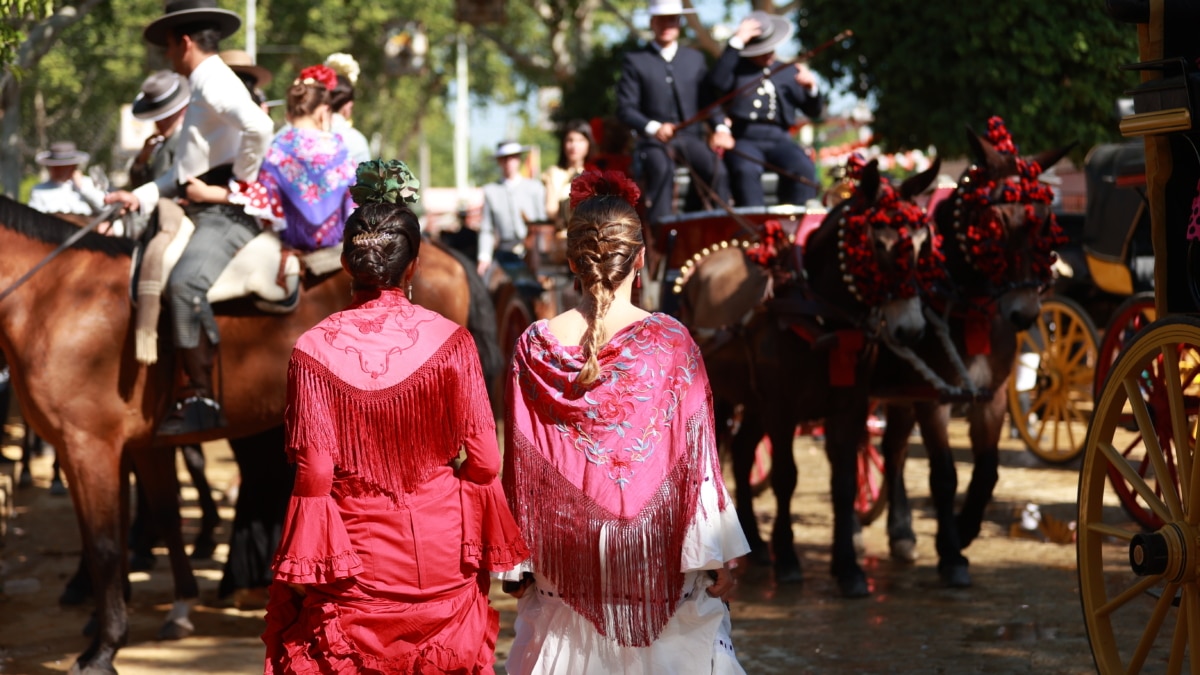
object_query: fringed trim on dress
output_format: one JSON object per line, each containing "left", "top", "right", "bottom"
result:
{"left": 504, "top": 405, "right": 720, "bottom": 647}
{"left": 286, "top": 328, "right": 494, "bottom": 504}
{"left": 273, "top": 550, "right": 364, "bottom": 585}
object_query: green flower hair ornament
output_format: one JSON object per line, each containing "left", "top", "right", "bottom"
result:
{"left": 350, "top": 159, "right": 421, "bottom": 206}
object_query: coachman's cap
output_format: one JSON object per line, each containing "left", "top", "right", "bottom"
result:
{"left": 131, "top": 70, "right": 190, "bottom": 121}
{"left": 494, "top": 140, "right": 529, "bottom": 159}
{"left": 647, "top": 0, "right": 697, "bottom": 17}
{"left": 739, "top": 11, "right": 793, "bottom": 58}
{"left": 36, "top": 141, "right": 89, "bottom": 167}
{"left": 144, "top": 0, "right": 241, "bottom": 47}
{"left": 219, "top": 49, "right": 273, "bottom": 87}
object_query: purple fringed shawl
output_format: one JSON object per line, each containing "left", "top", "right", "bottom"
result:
{"left": 504, "top": 313, "right": 725, "bottom": 647}
{"left": 256, "top": 127, "right": 356, "bottom": 251}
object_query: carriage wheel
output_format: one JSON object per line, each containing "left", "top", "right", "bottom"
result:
{"left": 495, "top": 283, "right": 533, "bottom": 374}
{"left": 1094, "top": 292, "right": 1157, "bottom": 399}
{"left": 856, "top": 405, "right": 888, "bottom": 526}
{"left": 1078, "top": 316, "right": 1200, "bottom": 673}
{"left": 1006, "top": 297, "right": 1098, "bottom": 464}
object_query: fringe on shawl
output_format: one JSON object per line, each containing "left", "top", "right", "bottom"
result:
{"left": 504, "top": 394, "right": 724, "bottom": 647}
{"left": 286, "top": 328, "right": 494, "bottom": 503}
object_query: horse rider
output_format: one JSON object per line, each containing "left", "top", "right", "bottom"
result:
{"left": 325, "top": 52, "right": 372, "bottom": 165}
{"left": 476, "top": 140, "right": 547, "bottom": 281}
{"left": 127, "top": 70, "right": 190, "bottom": 189}
{"left": 707, "top": 11, "right": 824, "bottom": 208}
{"left": 106, "top": 0, "right": 274, "bottom": 437}
{"left": 219, "top": 48, "right": 272, "bottom": 111}
{"left": 615, "top": 0, "right": 732, "bottom": 230}
{"left": 28, "top": 141, "right": 107, "bottom": 218}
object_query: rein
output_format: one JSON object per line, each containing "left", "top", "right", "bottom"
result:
{"left": 0, "top": 204, "right": 122, "bottom": 304}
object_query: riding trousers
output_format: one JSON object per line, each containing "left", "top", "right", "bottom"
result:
{"left": 168, "top": 203, "right": 258, "bottom": 349}
{"left": 637, "top": 131, "right": 730, "bottom": 228}
{"left": 727, "top": 122, "right": 816, "bottom": 208}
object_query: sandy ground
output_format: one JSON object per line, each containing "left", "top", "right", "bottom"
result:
{"left": 0, "top": 417, "right": 1098, "bottom": 674}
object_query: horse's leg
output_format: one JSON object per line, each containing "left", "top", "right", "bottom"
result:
{"left": 766, "top": 414, "right": 802, "bottom": 584}
{"left": 825, "top": 393, "right": 870, "bottom": 598}
{"left": 128, "top": 477, "right": 158, "bottom": 571}
{"left": 915, "top": 401, "right": 970, "bottom": 587}
{"left": 130, "top": 446, "right": 200, "bottom": 640}
{"left": 17, "top": 421, "right": 34, "bottom": 488}
{"left": 180, "top": 444, "right": 219, "bottom": 560}
{"left": 59, "top": 555, "right": 94, "bottom": 606}
{"left": 50, "top": 450, "right": 67, "bottom": 496}
{"left": 957, "top": 389, "right": 1006, "bottom": 548}
{"left": 730, "top": 412, "right": 769, "bottom": 564}
{"left": 57, "top": 433, "right": 127, "bottom": 674}
{"left": 881, "top": 403, "right": 918, "bottom": 563}
{"left": 219, "top": 426, "right": 294, "bottom": 608}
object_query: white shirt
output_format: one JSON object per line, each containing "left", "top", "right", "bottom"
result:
{"left": 132, "top": 54, "right": 274, "bottom": 215}
{"left": 28, "top": 177, "right": 106, "bottom": 216}
{"left": 332, "top": 113, "right": 371, "bottom": 166}
{"left": 478, "top": 176, "right": 547, "bottom": 266}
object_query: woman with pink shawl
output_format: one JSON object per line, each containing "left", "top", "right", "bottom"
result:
{"left": 262, "top": 160, "right": 528, "bottom": 673}
{"left": 502, "top": 170, "right": 750, "bottom": 673}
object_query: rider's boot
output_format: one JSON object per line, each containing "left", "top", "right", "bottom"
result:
{"left": 156, "top": 332, "right": 227, "bottom": 437}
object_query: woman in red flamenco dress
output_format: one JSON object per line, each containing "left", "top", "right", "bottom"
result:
{"left": 262, "top": 159, "right": 529, "bottom": 674}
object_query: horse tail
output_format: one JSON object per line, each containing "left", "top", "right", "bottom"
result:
{"left": 433, "top": 241, "right": 503, "bottom": 384}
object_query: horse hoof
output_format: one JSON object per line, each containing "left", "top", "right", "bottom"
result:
{"left": 68, "top": 661, "right": 117, "bottom": 675}
{"left": 130, "top": 552, "right": 157, "bottom": 572}
{"left": 190, "top": 539, "right": 217, "bottom": 560}
{"left": 49, "top": 478, "right": 67, "bottom": 496}
{"left": 837, "top": 573, "right": 870, "bottom": 599}
{"left": 939, "top": 563, "right": 972, "bottom": 588}
{"left": 157, "top": 618, "right": 195, "bottom": 641}
{"left": 889, "top": 538, "right": 919, "bottom": 563}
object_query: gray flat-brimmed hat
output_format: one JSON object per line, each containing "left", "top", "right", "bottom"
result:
{"left": 219, "top": 49, "right": 273, "bottom": 88}
{"left": 144, "top": 0, "right": 241, "bottom": 47}
{"left": 740, "top": 11, "right": 793, "bottom": 58}
{"left": 131, "top": 70, "right": 191, "bottom": 121}
{"left": 35, "top": 141, "right": 89, "bottom": 167}
{"left": 494, "top": 140, "right": 529, "bottom": 159}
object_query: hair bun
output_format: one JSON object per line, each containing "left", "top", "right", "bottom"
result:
{"left": 350, "top": 159, "right": 421, "bottom": 206}
{"left": 569, "top": 170, "right": 640, "bottom": 211}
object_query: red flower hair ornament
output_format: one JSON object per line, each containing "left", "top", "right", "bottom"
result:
{"left": 569, "top": 170, "right": 641, "bottom": 211}
{"left": 295, "top": 64, "right": 339, "bottom": 91}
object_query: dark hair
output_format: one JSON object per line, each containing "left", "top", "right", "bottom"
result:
{"left": 342, "top": 202, "right": 421, "bottom": 291}
{"left": 286, "top": 80, "right": 329, "bottom": 119}
{"left": 556, "top": 119, "right": 595, "bottom": 170}
{"left": 169, "top": 23, "right": 222, "bottom": 54}
{"left": 567, "top": 195, "right": 643, "bottom": 385}
{"left": 233, "top": 72, "right": 265, "bottom": 106}
{"left": 329, "top": 74, "right": 354, "bottom": 112}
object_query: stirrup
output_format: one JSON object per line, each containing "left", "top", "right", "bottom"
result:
{"left": 156, "top": 395, "right": 227, "bottom": 437}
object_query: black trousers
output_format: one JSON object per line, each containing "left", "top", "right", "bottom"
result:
{"left": 727, "top": 122, "right": 817, "bottom": 207}
{"left": 636, "top": 131, "right": 729, "bottom": 226}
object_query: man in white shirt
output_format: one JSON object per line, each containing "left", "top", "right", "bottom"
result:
{"left": 477, "top": 140, "right": 547, "bottom": 278}
{"left": 106, "top": 0, "right": 274, "bottom": 436}
{"left": 28, "top": 141, "right": 107, "bottom": 217}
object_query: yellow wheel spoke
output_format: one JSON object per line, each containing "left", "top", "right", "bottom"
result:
{"left": 1086, "top": 521, "right": 1135, "bottom": 541}
{"left": 1130, "top": 580, "right": 1180, "bottom": 673}
{"left": 1099, "top": 438, "right": 1172, "bottom": 523}
{"left": 1186, "top": 583, "right": 1200, "bottom": 674}
{"left": 1166, "top": 583, "right": 1189, "bottom": 675}
{"left": 1098, "top": 574, "right": 1164, "bottom": 617}
{"left": 1147, "top": 347, "right": 1186, "bottom": 519}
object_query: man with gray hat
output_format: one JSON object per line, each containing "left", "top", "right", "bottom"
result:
{"left": 105, "top": 0, "right": 274, "bottom": 436}
{"left": 477, "top": 140, "right": 547, "bottom": 278}
{"left": 708, "top": 11, "right": 824, "bottom": 207}
{"left": 127, "top": 70, "right": 190, "bottom": 187}
{"left": 616, "top": 0, "right": 732, "bottom": 228}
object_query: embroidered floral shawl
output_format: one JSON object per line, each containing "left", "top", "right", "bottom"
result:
{"left": 287, "top": 289, "right": 494, "bottom": 502}
{"left": 504, "top": 313, "right": 725, "bottom": 647}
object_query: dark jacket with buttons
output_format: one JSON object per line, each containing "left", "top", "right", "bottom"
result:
{"left": 707, "top": 45, "right": 824, "bottom": 131}
{"left": 616, "top": 43, "right": 723, "bottom": 137}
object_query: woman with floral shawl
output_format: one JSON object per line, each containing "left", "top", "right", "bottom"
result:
{"left": 502, "top": 170, "right": 750, "bottom": 674}
{"left": 261, "top": 160, "right": 528, "bottom": 673}
{"left": 187, "top": 64, "right": 356, "bottom": 251}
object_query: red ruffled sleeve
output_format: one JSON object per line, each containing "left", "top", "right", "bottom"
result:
{"left": 461, "top": 477, "right": 530, "bottom": 573}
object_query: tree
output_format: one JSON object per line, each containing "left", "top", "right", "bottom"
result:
{"left": 796, "top": 0, "right": 1140, "bottom": 160}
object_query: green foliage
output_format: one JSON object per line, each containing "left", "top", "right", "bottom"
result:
{"left": 797, "top": 0, "right": 1140, "bottom": 161}
{"left": 553, "top": 36, "right": 639, "bottom": 126}
{"left": 1, "top": 0, "right": 53, "bottom": 70}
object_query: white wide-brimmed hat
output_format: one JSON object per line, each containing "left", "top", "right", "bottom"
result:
{"left": 36, "top": 141, "right": 89, "bottom": 167}
{"left": 648, "top": 0, "right": 697, "bottom": 17}
{"left": 131, "top": 70, "right": 191, "bottom": 121}
{"left": 494, "top": 140, "right": 529, "bottom": 159}
{"left": 739, "top": 11, "right": 794, "bottom": 58}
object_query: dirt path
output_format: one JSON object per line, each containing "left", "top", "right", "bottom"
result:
{"left": 0, "top": 419, "right": 1095, "bottom": 674}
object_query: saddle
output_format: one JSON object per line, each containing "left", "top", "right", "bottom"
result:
{"left": 133, "top": 199, "right": 341, "bottom": 365}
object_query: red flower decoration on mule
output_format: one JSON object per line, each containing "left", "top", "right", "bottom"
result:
{"left": 569, "top": 170, "right": 641, "bottom": 211}
{"left": 838, "top": 182, "right": 944, "bottom": 307}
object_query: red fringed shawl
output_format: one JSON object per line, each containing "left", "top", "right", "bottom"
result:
{"left": 504, "top": 314, "right": 725, "bottom": 647}
{"left": 286, "top": 289, "right": 495, "bottom": 503}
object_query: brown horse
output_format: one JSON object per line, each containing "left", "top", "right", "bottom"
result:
{"left": 683, "top": 158, "right": 941, "bottom": 597}
{"left": 0, "top": 196, "right": 493, "bottom": 673}
{"left": 872, "top": 124, "right": 1072, "bottom": 586}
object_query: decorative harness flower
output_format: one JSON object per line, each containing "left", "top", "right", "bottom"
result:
{"left": 837, "top": 179, "right": 945, "bottom": 307}
{"left": 954, "top": 116, "right": 1067, "bottom": 290}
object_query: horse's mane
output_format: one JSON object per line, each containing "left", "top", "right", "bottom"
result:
{"left": 0, "top": 195, "right": 136, "bottom": 258}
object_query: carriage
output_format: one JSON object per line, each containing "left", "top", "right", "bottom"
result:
{"left": 1076, "top": 0, "right": 1200, "bottom": 671}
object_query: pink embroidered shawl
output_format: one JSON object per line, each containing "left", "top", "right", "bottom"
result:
{"left": 504, "top": 313, "right": 725, "bottom": 647}
{"left": 287, "top": 289, "right": 494, "bottom": 502}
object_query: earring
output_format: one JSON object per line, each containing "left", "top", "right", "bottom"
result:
{"left": 406, "top": 283, "right": 413, "bottom": 299}
{"left": 634, "top": 273, "right": 642, "bottom": 289}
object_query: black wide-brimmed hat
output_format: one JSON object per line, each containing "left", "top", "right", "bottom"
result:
{"left": 144, "top": 0, "right": 241, "bottom": 47}
{"left": 740, "top": 11, "right": 794, "bottom": 58}
{"left": 35, "top": 141, "right": 89, "bottom": 167}
{"left": 131, "top": 70, "right": 191, "bottom": 121}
